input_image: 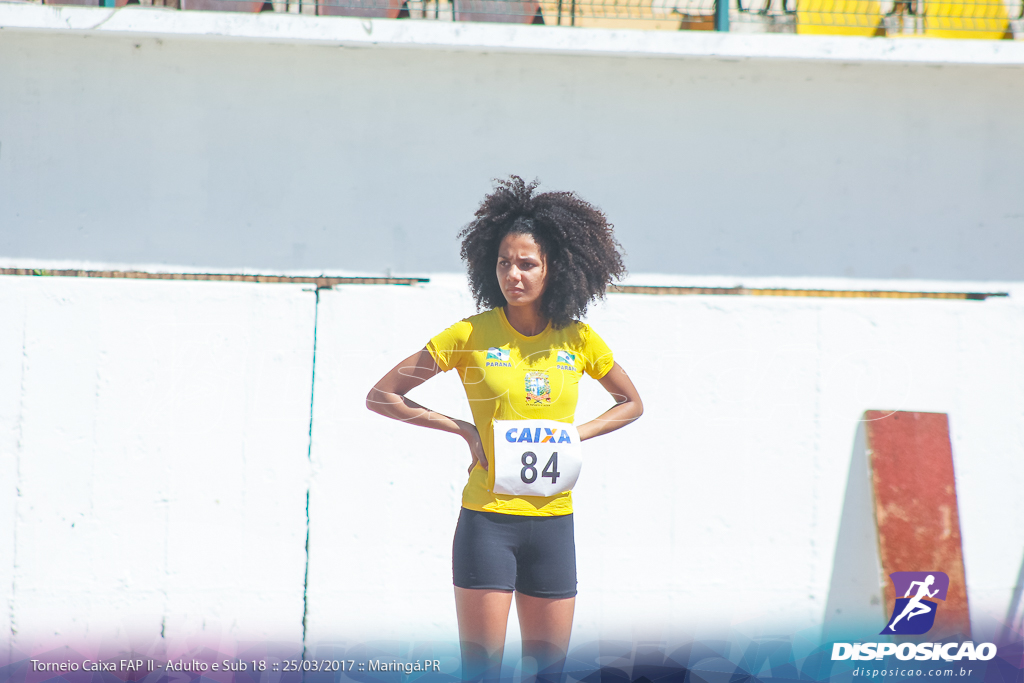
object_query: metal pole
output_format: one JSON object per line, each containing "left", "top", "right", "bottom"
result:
{"left": 714, "top": 0, "right": 729, "bottom": 30}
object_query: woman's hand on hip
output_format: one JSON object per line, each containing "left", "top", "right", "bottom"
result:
{"left": 457, "top": 420, "right": 488, "bottom": 473}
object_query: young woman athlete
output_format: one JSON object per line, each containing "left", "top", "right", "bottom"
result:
{"left": 366, "top": 176, "right": 643, "bottom": 681}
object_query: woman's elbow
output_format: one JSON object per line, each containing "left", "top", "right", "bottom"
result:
{"left": 632, "top": 397, "right": 644, "bottom": 420}
{"left": 366, "top": 387, "right": 384, "bottom": 414}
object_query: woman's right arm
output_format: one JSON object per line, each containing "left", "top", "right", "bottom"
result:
{"left": 366, "top": 348, "right": 488, "bottom": 472}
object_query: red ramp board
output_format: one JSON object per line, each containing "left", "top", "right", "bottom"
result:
{"left": 865, "top": 410, "right": 971, "bottom": 639}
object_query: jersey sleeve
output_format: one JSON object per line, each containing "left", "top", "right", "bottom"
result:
{"left": 581, "top": 325, "right": 615, "bottom": 379}
{"left": 426, "top": 319, "right": 473, "bottom": 372}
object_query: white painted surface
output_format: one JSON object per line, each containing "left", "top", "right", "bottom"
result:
{"left": 0, "top": 273, "right": 1021, "bottom": 658}
{"left": 304, "top": 280, "right": 475, "bottom": 644}
{"left": 305, "top": 275, "right": 1024, "bottom": 653}
{"left": 570, "top": 280, "right": 1024, "bottom": 643}
{"left": 1, "top": 10, "right": 1023, "bottom": 282}
{"left": 0, "top": 282, "right": 26, "bottom": 658}
{"left": 0, "top": 276, "right": 315, "bottom": 657}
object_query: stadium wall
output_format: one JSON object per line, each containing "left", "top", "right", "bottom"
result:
{"left": 1, "top": 6, "right": 1024, "bottom": 281}
{"left": 1, "top": 273, "right": 1022, "bottom": 660}
{"left": 1, "top": 6, "right": 1023, "bottom": 664}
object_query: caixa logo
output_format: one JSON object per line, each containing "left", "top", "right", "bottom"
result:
{"left": 831, "top": 571, "right": 997, "bottom": 662}
{"left": 504, "top": 426, "right": 574, "bottom": 444}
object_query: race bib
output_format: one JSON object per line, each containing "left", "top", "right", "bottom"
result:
{"left": 492, "top": 420, "right": 582, "bottom": 497}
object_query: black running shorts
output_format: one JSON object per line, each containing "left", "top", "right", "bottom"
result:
{"left": 452, "top": 508, "right": 577, "bottom": 599}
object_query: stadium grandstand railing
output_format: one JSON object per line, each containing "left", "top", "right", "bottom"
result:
{"left": 35, "top": 0, "right": 1024, "bottom": 38}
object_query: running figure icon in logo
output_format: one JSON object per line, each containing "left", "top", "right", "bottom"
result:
{"left": 881, "top": 571, "right": 950, "bottom": 635}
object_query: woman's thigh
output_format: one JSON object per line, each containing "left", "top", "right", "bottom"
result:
{"left": 454, "top": 587, "right": 514, "bottom": 648}
{"left": 515, "top": 514, "right": 577, "bottom": 599}
{"left": 516, "top": 593, "right": 575, "bottom": 648}
{"left": 452, "top": 509, "right": 520, "bottom": 591}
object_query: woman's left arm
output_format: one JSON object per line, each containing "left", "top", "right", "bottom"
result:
{"left": 576, "top": 362, "right": 643, "bottom": 441}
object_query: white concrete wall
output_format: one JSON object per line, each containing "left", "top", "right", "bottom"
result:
{"left": 1, "top": 8, "right": 1024, "bottom": 282}
{"left": 304, "top": 280, "right": 476, "bottom": 646}
{"left": 0, "top": 276, "right": 316, "bottom": 660}
{"left": 306, "top": 275, "right": 1024, "bottom": 654}
{"left": 1, "top": 273, "right": 1021, "bottom": 663}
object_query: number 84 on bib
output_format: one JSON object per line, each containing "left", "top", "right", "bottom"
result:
{"left": 491, "top": 420, "right": 583, "bottom": 497}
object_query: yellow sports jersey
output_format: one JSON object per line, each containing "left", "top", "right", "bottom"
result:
{"left": 426, "top": 307, "right": 614, "bottom": 516}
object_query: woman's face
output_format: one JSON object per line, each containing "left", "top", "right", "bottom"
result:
{"left": 496, "top": 232, "right": 548, "bottom": 310}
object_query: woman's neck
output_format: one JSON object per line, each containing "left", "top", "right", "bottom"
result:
{"left": 504, "top": 305, "right": 548, "bottom": 337}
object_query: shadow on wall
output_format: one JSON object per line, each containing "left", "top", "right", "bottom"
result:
{"left": 823, "top": 421, "right": 885, "bottom": 641}
{"left": 1001, "top": 549, "right": 1024, "bottom": 642}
